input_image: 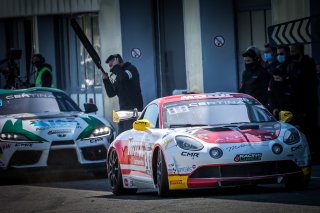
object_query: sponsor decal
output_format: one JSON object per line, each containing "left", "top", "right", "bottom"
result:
{"left": 177, "top": 165, "right": 196, "bottom": 173}
{"left": 128, "top": 141, "right": 144, "bottom": 157}
{"left": 167, "top": 168, "right": 177, "bottom": 174}
{"left": 181, "top": 94, "right": 208, "bottom": 100}
{"left": 168, "top": 163, "right": 175, "bottom": 168}
{"left": 89, "top": 137, "right": 103, "bottom": 143}
{"left": 15, "top": 143, "right": 33, "bottom": 148}
{"left": 291, "top": 144, "right": 303, "bottom": 152}
{"left": 234, "top": 153, "right": 262, "bottom": 162}
{"left": 163, "top": 138, "right": 174, "bottom": 150}
{"left": 5, "top": 93, "right": 55, "bottom": 100}
{"left": 48, "top": 129, "right": 72, "bottom": 135}
{"left": 2, "top": 120, "right": 47, "bottom": 142}
{"left": 58, "top": 134, "right": 66, "bottom": 138}
{"left": 31, "top": 120, "right": 80, "bottom": 128}
{"left": 133, "top": 159, "right": 145, "bottom": 166}
{"left": 168, "top": 175, "right": 188, "bottom": 189}
{"left": 0, "top": 143, "right": 11, "bottom": 150}
{"left": 181, "top": 152, "right": 199, "bottom": 159}
{"left": 167, "top": 163, "right": 177, "bottom": 174}
{"left": 226, "top": 143, "right": 248, "bottom": 152}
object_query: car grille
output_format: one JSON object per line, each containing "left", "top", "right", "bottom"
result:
{"left": 190, "top": 160, "right": 301, "bottom": 178}
{"left": 9, "top": 151, "right": 42, "bottom": 166}
{"left": 81, "top": 145, "right": 107, "bottom": 161}
{"left": 47, "top": 149, "right": 79, "bottom": 167}
{"left": 51, "top": 140, "right": 75, "bottom": 146}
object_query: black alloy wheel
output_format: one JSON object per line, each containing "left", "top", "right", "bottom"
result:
{"left": 156, "top": 149, "right": 169, "bottom": 197}
{"left": 107, "top": 149, "right": 137, "bottom": 195}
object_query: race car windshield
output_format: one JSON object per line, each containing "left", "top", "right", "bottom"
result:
{"left": 163, "top": 98, "right": 275, "bottom": 128}
{"left": 0, "top": 91, "right": 81, "bottom": 115}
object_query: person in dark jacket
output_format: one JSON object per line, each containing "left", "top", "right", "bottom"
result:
{"left": 269, "top": 66, "right": 293, "bottom": 120}
{"left": 102, "top": 54, "right": 143, "bottom": 133}
{"left": 288, "top": 43, "right": 318, "bottom": 160}
{"left": 263, "top": 43, "right": 279, "bottom": 75}
{"left": 239, "top": 49, "right": 270, "bottom": 106}
{"left": 31, "top": 53, "right": 53, "bottom": 87}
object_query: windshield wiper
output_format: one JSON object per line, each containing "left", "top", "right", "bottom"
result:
{"left": 169, "top": 124, "right": 209, "bottom": 128}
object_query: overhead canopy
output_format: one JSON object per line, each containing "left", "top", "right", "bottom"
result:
{"left": 0, "top": 0, "right": 100, "bottom": 18}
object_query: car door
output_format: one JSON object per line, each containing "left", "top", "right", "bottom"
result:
{"left": 128, "top": 103, "right": 159, "bottom": 187}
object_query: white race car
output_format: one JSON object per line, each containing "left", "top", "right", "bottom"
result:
{"left": 0, "top": 87, "right": 115, "bottom": 176}
{"left": 107, "top": 92, "right": 311, "bottom": 196}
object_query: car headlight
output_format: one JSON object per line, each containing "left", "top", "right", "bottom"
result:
{"left": 283, "top": 128, "right": 300, "bottom": 145}
{"left": 88, "top": 126, "right": 111, "bottom": 138}
{"left": 0, "top": 133, "right": 30, "bottom": 142}
{"left": 175, "top": 136, "right": 204, "bottom": 151}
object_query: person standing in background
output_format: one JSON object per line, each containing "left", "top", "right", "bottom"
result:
{"left": 239, "top": 48, "right": 270, "bottom": 106}
{"left": 31, "top": 53, "right": 53, "bottom": 87}
{"left": 102, "top": 54, "right": 143, "bottom": 134}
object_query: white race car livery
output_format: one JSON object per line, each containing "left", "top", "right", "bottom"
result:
{"left": 107, "top": 92, "right": 311, "bottom": 197}
{"left": 0, "top": 87, "right": 115, "bottom": 175}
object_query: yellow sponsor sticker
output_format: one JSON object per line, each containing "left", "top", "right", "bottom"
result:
{"left": 168, "top": 175, "right": 188, "bottom": 190}
{"left": 302, "top": 166, "right": 311, "bottom": 176}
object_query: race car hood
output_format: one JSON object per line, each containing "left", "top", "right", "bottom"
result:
{"left": 178, "top": 123, "right": 281, "bottom": 143}
{"left": 0, "top": 112, "right": 109, "bottom": 142}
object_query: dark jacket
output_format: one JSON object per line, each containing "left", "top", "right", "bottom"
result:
{"left": 287, "top": 55, "right": 318, "bottom": 127}
{"left": 103, "top": 62, "right": 143, "bottom": 111}
{"left": 239, "top": 64, "right": 270, "bottom": 106}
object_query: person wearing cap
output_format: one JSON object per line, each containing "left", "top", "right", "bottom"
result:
{"left": 102, "top": 53, "right": 143, "bottom": 133}
{"left": 32, "top": 53, "right": 53, "bottom": 87}
{"left": 239, "top": 48, "right": 270, "bottom": 106}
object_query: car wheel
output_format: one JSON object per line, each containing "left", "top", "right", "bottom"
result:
{"left": 107, "top": 149, "right": 137, "bottom": 195}
{"left": 156, "top": 149, "right": 169, "bottom": 197}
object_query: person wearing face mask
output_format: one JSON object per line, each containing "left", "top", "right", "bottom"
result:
{"left": 287, "top": 43, "right": 318, "bottom": 161}
{"left": 31, "top": 53, "right": 53, "bottom": 87}
{"left": 239, "top": 48, "right": 270, "bottom": 106}
{"left": 263, "top": 43, "right": 278, "bottom": 75}
{"left": 102, "top": 54, "right": 143, "bottom": 134}
{"left": 276, "top": 45, "right": 291, "bottom": 65}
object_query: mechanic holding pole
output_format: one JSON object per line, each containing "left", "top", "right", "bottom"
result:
{"left": 102, "top": 54, "right": 143, "bottom": 134}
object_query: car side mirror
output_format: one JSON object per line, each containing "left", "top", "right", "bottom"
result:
{"left": 133, "top": 119, "right": 151, "bottom": 131}
{"left": 84, "top": 103, "right": 98, "bottom": 113}
{"left": 279, "top": 111, "right": 293, "bottom": 123}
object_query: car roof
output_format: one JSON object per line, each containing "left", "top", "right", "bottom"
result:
{"left": 0, "top": 87, "right": 65, "bottom": 95}
{"left": 157, "top": 92, "right": 255, "bottom": 105}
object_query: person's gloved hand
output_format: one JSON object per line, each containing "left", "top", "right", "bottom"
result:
{"left": 102, "top": 72, "right": 109, "bottom": 80}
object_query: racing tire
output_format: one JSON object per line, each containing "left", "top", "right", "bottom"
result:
{"left": 107, "top": 149, "right": 137, "bottom": 195}
{"left": 156, "top": 149, "right": 170, "bottom": 197}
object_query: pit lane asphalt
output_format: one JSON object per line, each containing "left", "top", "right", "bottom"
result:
{"left": 0, "top": 163, "right": 320, "bottom": 213}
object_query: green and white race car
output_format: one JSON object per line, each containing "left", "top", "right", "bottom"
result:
{"left": 0, "top": 87, "right": 115, "bottom": 176}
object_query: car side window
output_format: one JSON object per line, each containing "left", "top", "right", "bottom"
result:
{"left": 142, "top": 104, "right": 159, "bottom": 128}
